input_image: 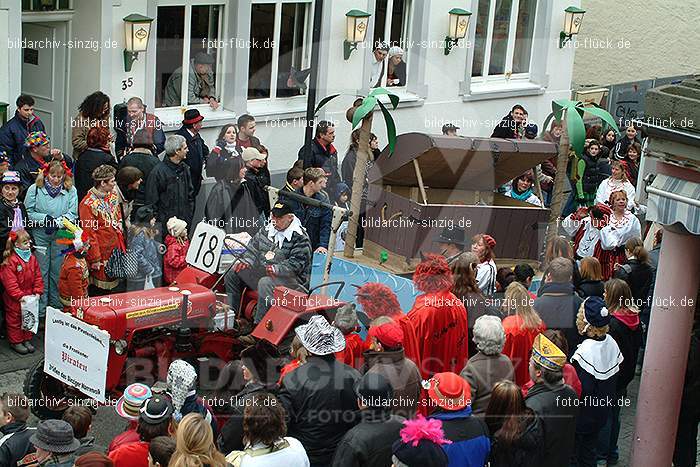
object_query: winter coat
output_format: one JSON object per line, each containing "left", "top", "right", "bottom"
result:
{"left": 488, "top": 414, "right": 544, "bottom": 467}
{"left": 614, "top": 258, "right": 654, "bottom": 305}
{"left": 341, "top": 147, "right": 372, "bottom": 202}
{"left": 335, "top": 332, "right": 364, "bottom": 370}
{"left": 24, "top": 183, "right": 79, "bottom": 247}
{"left": 176, "top": 127, "right": 209, "bottom": 195}
{"left": 74, "top": 436, "right": 107, "bottom": 456}
{"left": 107, "top": 427, "right": 138, "bottom": 454}
{"left": 240, "top": 220, "right": 312, "bottom": 289}
{"left": 0, "top": 113, "right": 45, "bottom": 164}
{"left": 145, "top": 158, "right": 195, "bottom": 228}
{"left": 0, "top": 422, "right": 37, "bottom": 467}
{"left": 205, "top": 180, "right": 260, "bottom": 236}
{"left": 114, "top": 112, "right": 165, "bottom": 158}
{"left": 244, "top": 166, "right": 271, "bottom": 219}
{"left": 533, "top": 282, "right": 583, "bottom": 356}
{"left": 277, "top": 354, "right": 361, "bottom": 465}
{"left": 297, "top": 139, "right": 341, "bottom": 196}
{"left": 58, "top": 253, "right": 89, "bottom": 309}
{"left": 207, "top": 141, "right": 241, "bottom": 181}
{"left": 0, "top": 200, "right": 29, "bottom": 253}
{"left": 15, "top": 154, "right": 74, "bottom": 197}
{"left": 79, "top": 187, "right": 124, "bottom": 290}
{"left": 74, "top": 148, "right": 117, "bottom": 202}
{"left": 118, "top": 150, "right": 161, "bottom": 214}
{"left": 460, "top": 352, "right": 515, "bottom": 415}
{"left": 362, "top": 347, "right": 422, "bottom": 419}
{"left": 430, "top": 406, "right": 490, "bottom": 467}
{"left": 177, "top": 393, "right": 218, "bottom": 438}
{"left": 501, "top": 316, "right": 545, "bottom": 386}
{"left": 407, "top": 290, "right": 469, "bottom": 378}
{"left": 127, "top": 229, "right": 162, "bottom": 281}
{"left": 71, "top": 115, "right": 108, "bottom": 159}
{"left": 163, "top": 235, "right": 189, "bottom": 285}
{"left": 524, "top": 382, "right": 578, "bottom": 467}
{"left": 218, "top": 381, "right": 271, "bottom": 455}
{"left": 491, "top": 114, "right": 522, "bottom": 139}
{"left": 623, "top": 156, "right": 640, "bottom": 186}
{"left": 330, "top": 411, "right": 404, "bottom": 467}
{"left": 579, "top": 152, "right": 608, "bottom": 194}
{"left": 289, "top": 187, "right": 331, "bottom": 250}
{"left": 0, "top": 252, "right": 44, "bottom": 337}
{"left": 609, "top": 312, "right": 642, "bottom": 392}
{"left": 576, "top": 279, "right": 605, "bottom": 299}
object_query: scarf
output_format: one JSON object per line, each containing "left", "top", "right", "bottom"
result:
{"left": 15, "top": 247, "right": 31, "bottom": 262}
{"left": 571, "top": 334, "right": 623, "bottom": 381}
{"left": 12, "top": 206, "right": 24, "bottom": 232}
{"left": 510, "top": 187, "right": 534, "bottom": 201}
{"left": 45, "top": 180, "right": 64, "bottom": 198}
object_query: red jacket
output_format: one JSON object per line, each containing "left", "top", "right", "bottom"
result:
{"left": 163, "top": 234, "right": 189, "bottom": 284}
{"left": 58, "top": 253, "right": 89, "bottom": 310}
{"left": 108, "top": 441, "right": 149, "bottom": 467}
{"left": 108, "top": 425, "right": 139, "bottom": 453}
{"left": 79, "top": 188, "right": 123, "bottom": 290}
{"left": 335, "top": 333, "right": 365, "bottom": 369}
{"left": 0, "top": 253, "right": 43, "bottom": 302}
{"left": 502, "top": 315, "right": 547, "bottom": 386}
{"left": 407, "top": 290, "right": 469, "bottom": 378}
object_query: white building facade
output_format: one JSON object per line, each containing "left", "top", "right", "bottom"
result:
{"left": 1, "top": 0, "right": 579, "bottom": 179}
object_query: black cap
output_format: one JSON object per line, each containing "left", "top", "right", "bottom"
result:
{"left": 194, "top": 52, "right": 215, "bottom": 65}
{"left": 271, "top": 199, "right": 295, "bottom": 217}
{"left": 139, "top": 396, "right": 174, "bottom": 425}
{"left": 442, "top": 123, "right": 459, "bottom": 133}
{"left": 134, "top": 205, "right": 156, "bottom": 225}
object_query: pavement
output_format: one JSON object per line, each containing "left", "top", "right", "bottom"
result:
{"left": 0, "top": 336, "right": 697, "bottom": 465}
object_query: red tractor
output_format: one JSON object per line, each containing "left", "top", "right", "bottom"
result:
{"left": 24, "top": 265, "right": 348, "bottom": 420}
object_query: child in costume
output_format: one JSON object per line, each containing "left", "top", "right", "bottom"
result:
{"left": 332, "top": 303, "right": 364, "bottom": 370}
{"left": 57, "top": 219, "right": 90, "bottom": 312}
{"left": 0, "top": 229, "right": 43, "bottom": 354}
{"left": 562, "top": 203, "right": 612, "bottom": 261}
{"left": 278, "top": 335, "right": 308, "bottom": 385}
{"left": 598, "top": 190, "right": 641, "bottom": 280}
{"left": 163, "top": 216, "right": 189, "bottom": 285}
{"left": 127, "top": 205, "right": 163, "bottom": 291}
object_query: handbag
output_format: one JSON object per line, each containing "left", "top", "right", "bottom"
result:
{"left": 105, "top": 231, "right": 139, "bottom": 279}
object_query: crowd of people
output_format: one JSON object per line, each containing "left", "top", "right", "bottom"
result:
{"left": 0, "top": 90, "right": 693, "bottom": 467}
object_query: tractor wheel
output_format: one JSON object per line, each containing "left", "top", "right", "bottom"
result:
{"left": 24, "top": 359, "right": 75, "bottom": 420}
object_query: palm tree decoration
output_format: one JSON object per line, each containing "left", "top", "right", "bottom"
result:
{"left": 315, "top": 88, "right": 400, "bottom": 257}
{"left": 541, "top": 99, "right": 619, "bottom": 245}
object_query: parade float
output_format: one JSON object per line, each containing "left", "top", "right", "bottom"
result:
{"left": 360, "top": 132, "right": 557, "bottom": 273}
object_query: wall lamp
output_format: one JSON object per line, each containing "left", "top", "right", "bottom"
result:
{"left": 344, "top": 9, "right": 371, "bottom": 60}
{"left": 559, "top": 6, "right": 585, "bottom": 48}
{"left": 444, "top": 8, "right": 471, "bottom": 55}
{"left": 123, "top": 13, "right": 154, "bottom": 72}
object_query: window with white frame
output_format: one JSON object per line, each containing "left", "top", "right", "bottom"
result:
{"left": 371, "top": 0, "right": 412, "bottom": 88}
{"left": 248, "top": 0, "right": 312, "bottom": 100}
{"left": 471, "top": 0, "right": 537, "bottom": 80}
{"left": 155, "top": 2, "right": 224, "bottom": 108}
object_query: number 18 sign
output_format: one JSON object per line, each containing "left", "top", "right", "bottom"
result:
{"left": 186, "top": 222, "right": 227, "bottom": 274}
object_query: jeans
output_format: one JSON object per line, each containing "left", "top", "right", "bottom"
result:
{"left": 126, "top": 276, "right": 163, "bottom": 292}
{"left": 562, "top": 178, "right": 577, "bottom": 218}
{"left": 596, "top": 391, "right": 623, "bottom": 463}
{"left": 573, "top": 431, "right": 599, "bottom": 467}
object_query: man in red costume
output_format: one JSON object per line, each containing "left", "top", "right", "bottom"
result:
{"left": 355, "top": 282, "right": 420, "bottom": 365}
{"left": 407, "top": 254, "right": 468, "bottom": 378}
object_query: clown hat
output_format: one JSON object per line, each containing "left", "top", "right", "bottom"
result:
{"left": 115, "top": 383, "right": 152, "bottom": 420}
{"left": 532, "top": 333, "right": 567, "bottom": 370}
{"left": 56, "top": 218, "right": 89, "bottom": 254}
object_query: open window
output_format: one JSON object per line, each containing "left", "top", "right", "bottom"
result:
{"left": 371, "top": 0, "right": 412, "bottom": 89}
{"left": 154, "top": 2, "right": 224, "bottom": 109}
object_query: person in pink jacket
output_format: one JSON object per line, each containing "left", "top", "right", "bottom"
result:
{"left": 163, "top": 217, "right": 189, "bottom": 284}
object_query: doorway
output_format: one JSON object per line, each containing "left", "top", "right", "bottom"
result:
{"left": 21, "top": 21, "right": 68, "bottom": 151}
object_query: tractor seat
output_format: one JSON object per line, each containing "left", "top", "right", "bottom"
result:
{"left": 243, "top": 289, "right": 258, "bottom": 301}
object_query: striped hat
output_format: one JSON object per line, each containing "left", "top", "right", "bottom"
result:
{"left": 0, "top": 171, "right": 21, "bottom": 185}
{"left": 25, "top": 131, "right": 49, "bottom": 148}
{"left": 115, "top": 383, "right": 152, "bottom": 420}
{"left": 531, "top": 333, "right": 566, "bottom": 370}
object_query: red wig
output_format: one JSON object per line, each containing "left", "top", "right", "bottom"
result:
{"left": 413, "top": 254, "right": 453, "bottom": 293}
{"left": 355, "top": 283, "right": 402, "bottom": 319}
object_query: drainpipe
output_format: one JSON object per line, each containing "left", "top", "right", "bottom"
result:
{"left": 630, "top": 229, "right": 700, "bottom": 466}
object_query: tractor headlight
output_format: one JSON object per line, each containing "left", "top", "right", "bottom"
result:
{"left": 113, "top": 339, "right": 128, "bottom": 355}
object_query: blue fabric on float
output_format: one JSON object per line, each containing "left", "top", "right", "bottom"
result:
{"left": 309, "top": 253, "right": 419, "bottom": 314}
